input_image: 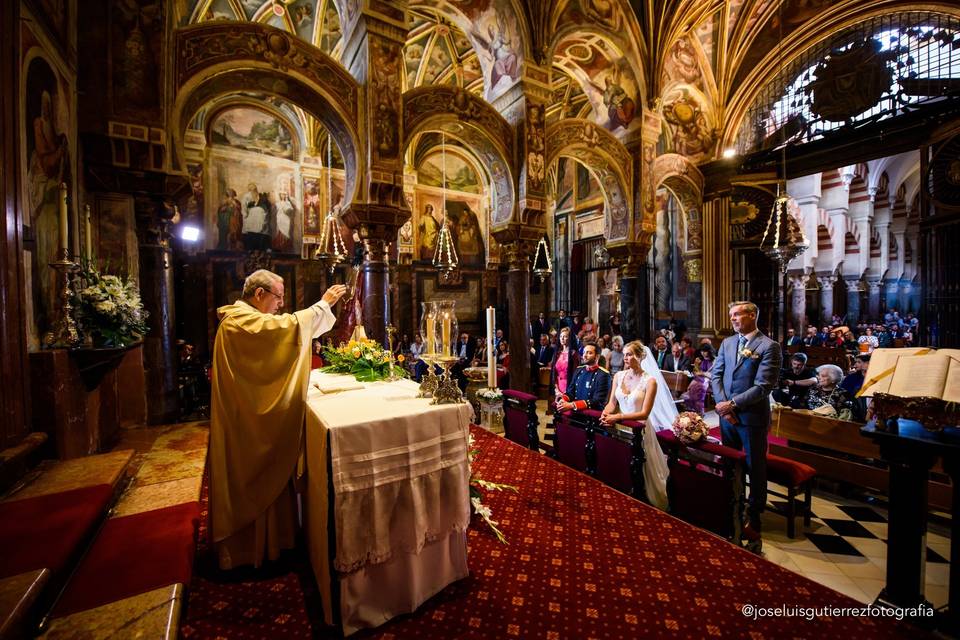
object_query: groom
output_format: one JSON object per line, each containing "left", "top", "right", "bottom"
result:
{"left": 711, "top": 301, "right": 781, "bottom": 551}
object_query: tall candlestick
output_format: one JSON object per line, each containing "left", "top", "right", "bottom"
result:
{"left": 84, "top": 205, "right": 92, "bottom": 263}
{"left": 441, "top": 311, "right": 451, "bottom": 356}
{"left": 486, "top": 307, "right": 496, "bottom": 388}
{"left": 58, "top": 183, "right": 69, "bottom": 253}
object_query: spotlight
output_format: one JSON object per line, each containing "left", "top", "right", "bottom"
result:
{"left": 722, "top": 148, "right": 737, "bottom": 159}
{"left": 181, "top": 225, "right": 201, "bottom": 242}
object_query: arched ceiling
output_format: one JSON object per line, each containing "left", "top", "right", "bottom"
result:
{"left": 403, "top": 7, "right": 484, "bottom": 94}
{"left": 184, "top": 0, "right": 344, "bottom": 59}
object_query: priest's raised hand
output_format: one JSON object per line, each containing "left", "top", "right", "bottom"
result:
{"left": 209, "top": 269, "right": 346, "bottom": 571}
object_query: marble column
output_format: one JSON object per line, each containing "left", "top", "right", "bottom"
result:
{"left": 361, "top": 239, "right": 390, "bottom": 344}
{"left": 867, "top": 280, "right": 882, "bottom": 320}
{"left": 701, "top": 197, "right": 732, "bottom": 337}
{"left": 846, "top": 279, "right": 863, "bottom": 325}
{"left": 885, "top": 281, "right": 900, "bottom": 312}
{"left": 819, "top": 278, "right": 834, "bottom": 325}
{"left": 609, "top": 245, "right": 651, "bottom": 343}
{"left": 789, "top": 273, "right": 809, "bottom": 333}
{"left": 136, "top": 200, "right": 178, "bottom": 424}
{"left": 501, "top": 240, "right": 534, "bottom": 393}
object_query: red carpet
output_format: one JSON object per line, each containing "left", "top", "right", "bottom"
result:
{"left": 181, "top": 427, "right": 917, "bottom": 639}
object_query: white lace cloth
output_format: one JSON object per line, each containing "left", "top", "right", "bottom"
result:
{"left": 306, "top": 371, "right": 473, "bottom": 573}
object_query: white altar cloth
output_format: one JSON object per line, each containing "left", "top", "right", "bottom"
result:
{"left": 304, "top": 370, "right": 473, "bottom": 635}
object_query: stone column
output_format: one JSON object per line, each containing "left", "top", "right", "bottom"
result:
{"left": 885, "top": 280, "right": 900, "bottom": 312}
{"left": 700, "top": 197, "right": 732, "bottom": 337}
{"left": 498, "top": 239, "right": 535, "bottom": 393}
{"left": 609, "top": 245, "right": 651, "bottom": 343}
{"left": 339, "top": 5, "right": 409, "bottom": 346}
{"left": 136, "top": 199, "right": 178, "bottom": 424}
{"left": 867, "top": 279, "right": 882, "bottom": 320}
{"left": 846, "top": 279, "right": 863, "bottom": 325}
{"left": 788, "top": 273, "right": 809, "bottom": 334}
{"left": 818, "top": 276, "right": 834, "bottom": 324}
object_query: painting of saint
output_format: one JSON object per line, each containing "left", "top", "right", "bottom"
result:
{"left": 24, "top": 55, "right": 70, "bottom": 343}
{"left": 601, "top": 68, "right": 636, "bottom": 131}
{"left": 272, "top": 192, "right": 296, "bottom": 253}
{"left": 417, "top": 202, "right": 441, "bottom": 261}
{"left": 446, "top": 200, "right": 484, "bottom": 267}
{"left": 303, "top": 177, "right": 321, "bottom": 235}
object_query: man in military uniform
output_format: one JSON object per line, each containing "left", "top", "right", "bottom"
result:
{"left": 556, "top": 343, "right": 610, "bottom": 412}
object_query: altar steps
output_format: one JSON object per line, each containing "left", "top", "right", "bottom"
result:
{"left": 0, "top": 422, "right": 208, "bottom": 640}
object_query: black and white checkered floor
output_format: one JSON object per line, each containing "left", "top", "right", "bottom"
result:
{"left": 528, "top": 399, "right": 951, "bottom": 608}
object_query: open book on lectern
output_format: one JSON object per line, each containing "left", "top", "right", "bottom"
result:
{"left": 859, "top": 347, "right": 960, "bottom": 402}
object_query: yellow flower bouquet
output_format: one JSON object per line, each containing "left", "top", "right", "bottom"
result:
{"left": 320, "top": 339, "right": 407, "bottom": 382}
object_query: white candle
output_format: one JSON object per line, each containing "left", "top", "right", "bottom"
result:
{"left": 486, "top": 307, "right": 496, "bottom": 388}
{"left": 425, "top": 311, "right": 435, "bottom": 355}
{"left": 84, "top": 205, "right": 92, "bottom": 263}
{"left": 441, "top": 312, "right": 451, "bottom": 356}
{"left": 58, "top": 183, "right": 68, "bottom": 253}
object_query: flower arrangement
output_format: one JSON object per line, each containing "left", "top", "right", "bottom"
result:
{"left": 672, "top": 411, "right": 711, "bottom": 444}
{"left": 468, "top": 433, "right": 517, "bottom": 544}
{"left": 476, "top": 388, "right": 503, "bottom": 402}
{"left": 320, "top": 339, "right": 408, "bottom": 382}
{"left": 75, "top": 265, "right": 148, "bottom": 348}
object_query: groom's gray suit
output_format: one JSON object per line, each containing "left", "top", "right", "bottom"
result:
{"left": 711, "top": 330, "right": 782, "bottom": 530}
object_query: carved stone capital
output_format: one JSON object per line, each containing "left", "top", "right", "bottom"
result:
{"left": 845, "top": 279, "right": 863, "bottom": 293}
{"left": 340, "top": 202, "right": 409, "bottom": 242}
{"left": 497, "top": 240, "right": 537, "bottom": 272}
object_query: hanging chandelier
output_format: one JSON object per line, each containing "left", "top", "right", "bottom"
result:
{"left": 533, "top": 235, "right": 553, "bottom": 282}
{"left": 759, "top": 5, "right": 808, "bottom": 274}
{"left": 433, "top": 132, "right": 459, "bottom": 276}
{"left": 314, "top": 134, "right": 347, "bottom": 274}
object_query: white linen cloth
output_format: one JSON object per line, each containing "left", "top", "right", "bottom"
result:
{"left": 304, "top": 370, "right": 473, "bottom": 635}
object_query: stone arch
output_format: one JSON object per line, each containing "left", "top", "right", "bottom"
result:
{"left": 171, "top": 23, "right": 362, "bottom": 206}
{"left": 651, "top": 153, "right": 704, "bottom": 252}
{"left": 545, "top": 118, "right": 633, "bottom": 242}
{"left": 402, "top": 86, "right": 517, "bottom": 226}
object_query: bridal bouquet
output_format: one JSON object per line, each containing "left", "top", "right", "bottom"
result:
{"left": 469, "top": 433, "right": 517, "bottom": 544}
{"left": 320, "top": 339, "right": 407, "bottom": 382}
{"left": 672, "top": 411, "right": 711, "bottom": 444}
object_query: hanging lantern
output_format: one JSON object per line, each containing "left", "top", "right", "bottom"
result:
{"left": 759, "top": 184, "right": 809, "bottom": 273}
{"left": 314, "top": 134, "right": 347, "bottom": 273}
{"left": 432, "top": 132, "right": 459, "bottom": 275}
{"left": 532, "top": 235, "right": 553, "bottom": 282}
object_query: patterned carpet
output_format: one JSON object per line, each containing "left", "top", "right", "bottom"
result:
{"left": 181, "top": 427, "right": 920, "bottom": 639}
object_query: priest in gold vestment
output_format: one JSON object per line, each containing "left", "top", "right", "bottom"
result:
{"left": 210, "top": 269, "right": 346, "bottom": 569}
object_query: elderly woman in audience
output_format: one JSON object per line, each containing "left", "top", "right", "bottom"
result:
{"left": 608, "top": 336, "right": 624, "bottom": 374}
{"left": 684, "top": 343, "right": 715, "bottom": 414}
{"left": 806, "top": 364, "right": 855, "bottom": 420}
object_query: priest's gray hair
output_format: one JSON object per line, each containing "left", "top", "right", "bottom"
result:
{"left": 242, "top": 269, "right": 283, "bottom": 298}
{"left": 728, "top": 300, "right": 758, "bottom": 315}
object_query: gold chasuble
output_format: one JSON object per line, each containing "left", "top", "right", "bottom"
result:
{"left": 210, "top": 299, "right": 336, "bottom": 569}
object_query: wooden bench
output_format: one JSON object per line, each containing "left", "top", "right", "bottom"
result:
{"left": 660, "top": 371, "right": 692, "bottom": 409}
{"left": 772, "top": 407, "right": 952, "bottom": 511}
{"left": 503, "top": 389, "right": 541, "bottom": 452}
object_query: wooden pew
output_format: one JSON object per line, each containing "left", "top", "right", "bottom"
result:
{"left": 800, "top": 346, "right": 851, "bottom": 369}
{"left": 771, "top": 407, "right": 952, "bottom": 511}
{"left": 659, "top": 371, "right": 691, "bottom": 409}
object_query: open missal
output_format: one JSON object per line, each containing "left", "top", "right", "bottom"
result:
{"left": 860, "top": 348, "right": 960, "bottom": 403}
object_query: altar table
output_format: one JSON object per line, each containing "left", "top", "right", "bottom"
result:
{"left": 304, "top": 371, "right": 474, "bottom": 635}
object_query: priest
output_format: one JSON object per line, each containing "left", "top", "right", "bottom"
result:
{"left": 210, "top": 269, "right": 346, "bottom": 569}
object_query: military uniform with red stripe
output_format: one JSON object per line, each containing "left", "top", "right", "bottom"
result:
{"left": 559, "top": 363, "right": 611, "bottom": 411}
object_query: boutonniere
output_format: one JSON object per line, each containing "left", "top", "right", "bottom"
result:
{"left": 739, "top": 347, "right": 760, "bottom": 360}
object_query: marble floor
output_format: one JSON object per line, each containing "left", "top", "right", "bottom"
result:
{"left": 526, "top": 398, "right": 952, "bottom": 610}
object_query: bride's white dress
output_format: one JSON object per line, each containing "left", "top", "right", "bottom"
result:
{"left": 613, "top": 370, "right": 670, "bottom": 510}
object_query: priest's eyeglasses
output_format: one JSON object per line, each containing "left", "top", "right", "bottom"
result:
{"left": 262, "top": 288, "right": 284, "bottom": 302}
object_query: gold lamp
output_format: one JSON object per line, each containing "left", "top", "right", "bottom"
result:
{"left": 314, "top": 134, "right": 347, "bottom": 273}
{"left": 433, "top": 132, "right": 459, "bottom": 277}
{"left": 532, "top": 235, "right": 553, "bottom": 282}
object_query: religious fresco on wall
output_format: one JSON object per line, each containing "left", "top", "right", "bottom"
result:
{"left": 417, "top": 152, "right": 482, "bottom": 194}
{"left": 208, "top": 152, "right": 300, "bottom": 254}
{"left": 439, "top": 0, "right": 521, "bottom": 99}
{"left": 36, "top": 0, "right": 70, "bottom": 46}
{"left": 661, "top": 86, "right": 716, "bottom": 160}
{"left": 662, "top": 37, "right": 704, "bottom": 90}
{"left": 302, "top": 170, "right": 345, "bottom": 239}
{"left": 370, "top": 39, "right": 402, "bottom": 161}
{"left": 21, "top": 51, "right": 73, "bottom": 350}
{"left": 210, "top": 106, "right": 296, "bottom": 160}
{"left": 414, "top": 190, "right": 485, "bottom": 267}
{"left": 554, "top": 157, "right": 574, "bottom": 211}
{"left": 111, "top": 0, "right": 165, "bottom": 124}
{"left": 554, "top": 36, "right": 640, "bottom": 135}
{"left": 576, "top": 163, "right": 602, "bottom": 207}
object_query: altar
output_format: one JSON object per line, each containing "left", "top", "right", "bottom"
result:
{"left": 303, "top": 370, "right": 474, "bottom": 636}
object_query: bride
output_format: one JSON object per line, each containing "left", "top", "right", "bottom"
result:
{"left": 599, "top": 340, "right": 675, "bottom": 510}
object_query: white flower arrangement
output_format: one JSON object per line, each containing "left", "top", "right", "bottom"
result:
{"left": 75, "top": 267, "right": 148, "bottom": 348}
{"left": 476, "top": 388, "right": 504, "bottom": 402}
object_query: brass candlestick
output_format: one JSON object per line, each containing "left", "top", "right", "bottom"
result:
{"left": 431, "top": 355, "right": 464, "bottom": 405}
{"left": 418, "top": 353, "right": 440, "bottom": 398}
{"left": 43, "top": 248, "right": 80, "bottom": 349}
